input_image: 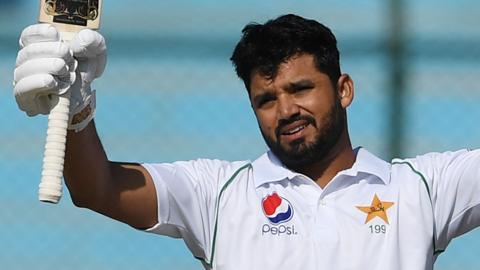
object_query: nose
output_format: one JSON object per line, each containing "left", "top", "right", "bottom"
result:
{"left": 277, "top": 94, "right": 300, "bottom": 120}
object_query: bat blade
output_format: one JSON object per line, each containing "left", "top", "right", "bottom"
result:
{"left": 39, "top": 0, "right": 102, "bottom": 32}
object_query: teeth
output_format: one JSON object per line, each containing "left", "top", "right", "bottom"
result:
{"left": 285, "top": 125, "right": 306, "bottom": 135}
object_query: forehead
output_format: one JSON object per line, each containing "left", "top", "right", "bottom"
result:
{"left": 249, "top": 54, "right": 327, "bottom": 92}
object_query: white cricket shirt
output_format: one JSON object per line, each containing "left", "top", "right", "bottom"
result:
{"left": 142, "top": 147, "right": 480, "bottom": 270}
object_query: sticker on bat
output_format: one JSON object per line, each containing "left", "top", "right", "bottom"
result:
{"left": 42, "top": 0, "right": 99, "bottom": 26}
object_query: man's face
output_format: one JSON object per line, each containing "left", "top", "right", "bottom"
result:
{"left": 249, "top": 54, "right": 347, "bottom": 168}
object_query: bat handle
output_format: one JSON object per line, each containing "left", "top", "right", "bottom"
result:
{"left": 39, "top": 91, "right": 71, "bottom": 203}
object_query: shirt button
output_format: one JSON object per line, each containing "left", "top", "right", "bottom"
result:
{"left": 319, "top": 199, "right": 326, "bottom": 206}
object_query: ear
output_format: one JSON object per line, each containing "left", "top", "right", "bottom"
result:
{"left": 337, "top": 74, "right": 354, "bottom": 109}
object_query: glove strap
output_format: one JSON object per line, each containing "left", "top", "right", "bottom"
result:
{"left": 68, "top": 90, "right": 96, "bottom": 132}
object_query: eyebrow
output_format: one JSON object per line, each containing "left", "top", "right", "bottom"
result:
{"left": 251, "top": 79, "right": 315, "bottom": 106}
{"left": 286, "top": 79, "right": 315, "bottom": 91}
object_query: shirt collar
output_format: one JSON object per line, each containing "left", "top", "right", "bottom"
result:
{"left": 343, "top": 147, "right": 391, "bottom": 184}
{"left": 251, "top": 147, "right": 391, "bottom": 188}
{"left": 251, "top": 151, "right": 300, "bottom": 188}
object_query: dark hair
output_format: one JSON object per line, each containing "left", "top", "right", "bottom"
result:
{"left": 230, "top": 14, "right": 341, "bottom": 92}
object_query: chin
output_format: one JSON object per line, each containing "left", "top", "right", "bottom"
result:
{"left": 273, "top": 132, "right": 342, "bottom": 168}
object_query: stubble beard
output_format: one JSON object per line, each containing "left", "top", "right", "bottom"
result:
{"left": 261, "top": 100, "right": 346, "bottom": 169}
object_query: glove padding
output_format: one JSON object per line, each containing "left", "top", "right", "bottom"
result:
{"left": 13, "top": 23, "right": 107, "bottom": 132}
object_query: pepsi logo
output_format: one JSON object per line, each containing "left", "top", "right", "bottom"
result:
{"left": 262, "top": 192, "right": 294, "bottom": 225}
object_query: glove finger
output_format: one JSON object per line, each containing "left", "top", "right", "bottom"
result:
{"left": 14, "top": 74, "right": 60, "bottom": 115}
{"left": 16, "top": 41, "right": 74, "bottom": 68}
{"left": 15, "top": 88, "right": 50, "bottom": 116}
{"left": 15, "top": 93, "right": 39, "bottom": 116}
{"left": 37, "top": 94, "right": 58, "bottom": 114}
{"left": 94, "top": 52, "right": 107, "bottom": 78}
{"left": 14, "top": 73, "right": 58, "bottom": 97}
{"left": 78, "top": 60, "right": 97, "bottom": 83}
{"left": 15, "top": 91, "right": 57, "bottom": 116}
{"left": 69, "top": 30, "right": 106, "bottom": 84}
{"left": 20, "top": 24, "right": 61, "bottom": 48}
{"left": 71, "top": 29, "right": 106, "bottom": 59}
{"left": 76, "top": 55, "right": 104, "bottom": 83}
{"left": 14, "top": 58, "right": 68, "bottom": 83}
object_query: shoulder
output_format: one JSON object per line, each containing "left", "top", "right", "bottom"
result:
{"left": 390, "top": 149, "right": 476, "bottom": 191}
{"left": 143, "top": 158, "right": 251, "bottom": 187}
{"left": 391, "top": 149, "right": 472, "bottom": 174}
{"left": 174, "top": 158, "right": 249, "bottom": 177}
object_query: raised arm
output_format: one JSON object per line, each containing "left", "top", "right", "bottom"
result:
{"left": 13, "top": 24, "right": 158, "bottom": 229}
{"left": 64, "top": 121, "right": 157, "bottom": 229}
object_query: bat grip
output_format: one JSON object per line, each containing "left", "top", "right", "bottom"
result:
{"left": 38, "top": 91, "right": 71, "bottom": 203}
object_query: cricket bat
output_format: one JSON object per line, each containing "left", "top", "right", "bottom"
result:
{"left": 37, "top": 0, "right": 102, "bottom": 203}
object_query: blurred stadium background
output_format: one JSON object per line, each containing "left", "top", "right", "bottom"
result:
{"left": 1, "top": 0, "right": 479, "bottom": 269}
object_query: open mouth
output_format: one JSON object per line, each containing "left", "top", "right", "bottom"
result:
{"left": 278, "top": 120, "right": 310, "bottom": 142}
{"left": 282, "top": 124, "right": 307, "bottom": 135}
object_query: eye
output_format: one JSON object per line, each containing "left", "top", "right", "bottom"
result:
{"left": 257, "top": 96, "right": 275, "bottom": 108}
{"left": 254, "top": 92, "right": 276, "bottom": 109}
{"left": 289, "top": 80, "right": 315, "bottom": 94}
{"left": 292, "top": 85, "right": 314, "bottom": 93}
{"left": 297, "top": 87, "right": 312, "bottom": 93}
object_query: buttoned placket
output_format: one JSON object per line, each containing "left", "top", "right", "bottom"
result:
{"left": 294, "top": 175, "right": 341, "bottom": 248}
{"left": 299, "top": 170, "right": 376, "bottom": 248}
{"left": 316, "top": 195, "right": 340, "bottom": 247}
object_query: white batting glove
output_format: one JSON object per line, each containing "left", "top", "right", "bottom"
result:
{"left": 13, "top": 24, "right": 107, "bottom": 132}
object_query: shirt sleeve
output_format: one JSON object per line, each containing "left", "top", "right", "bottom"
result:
{"left": 140, "top": 159, "right": 245, "bottom": 260}
{"left": 410, "top": 149, "right": 480, "bottom": 251}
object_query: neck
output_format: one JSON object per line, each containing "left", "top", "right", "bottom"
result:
{"left": 294, "top": 130, "right": 355, "bottom": 188}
